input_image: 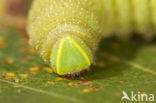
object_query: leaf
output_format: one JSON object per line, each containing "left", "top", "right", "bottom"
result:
{"left": 0, "top": 28, "right": 156, "bottom": 103}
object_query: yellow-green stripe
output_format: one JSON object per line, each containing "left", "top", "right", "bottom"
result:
{"left": 67, "top": 36, "right": 91, "bottom": 66}
{"left": 56, "top": 38, "right": 64, "bottom": 74}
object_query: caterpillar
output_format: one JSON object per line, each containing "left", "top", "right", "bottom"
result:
{"left": 27, "top": 0, "right": 156, "bottom": 75}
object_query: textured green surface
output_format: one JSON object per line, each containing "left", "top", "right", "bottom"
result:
{"left": 27, "top": 0, "right": 156, "bottom": 75}
{"left": 0, "top": 28, "right": 156, "bottom": 103}
{"left": 51, "top": 35, "right": 92, "bottom": 75}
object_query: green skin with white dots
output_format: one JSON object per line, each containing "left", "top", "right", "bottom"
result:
{"left": 27, "top": 0, "right": 156, "bottom": 75}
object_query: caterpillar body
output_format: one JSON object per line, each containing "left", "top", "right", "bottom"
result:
{"left": 27, "top": 0, "right": 156, "bottom": 75}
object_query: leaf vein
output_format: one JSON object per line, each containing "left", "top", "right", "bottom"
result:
{"left": 0, "top": 78, "right": 79, "bottom": 102}
{"left": 103, "top": 52, "right": 156, "bottom": 76}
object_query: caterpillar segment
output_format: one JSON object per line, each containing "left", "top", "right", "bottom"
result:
{"left": 27, "top": 0, "right": 156, "bottom": 75}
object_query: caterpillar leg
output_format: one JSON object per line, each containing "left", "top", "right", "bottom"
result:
{"left": 50, "top": 35, "right": 93, "bottom": 75}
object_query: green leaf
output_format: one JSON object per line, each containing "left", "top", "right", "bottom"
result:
{"left": 0, "top": 28, "right": 156, "bottom": 103}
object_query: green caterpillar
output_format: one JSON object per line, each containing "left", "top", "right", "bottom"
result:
{"left": 27, "top": 0, "right": 156, "bottom": 75}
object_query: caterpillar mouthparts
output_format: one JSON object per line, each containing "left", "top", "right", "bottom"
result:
{"left": 27, "top": 0, "right": 156, "bottom": 75}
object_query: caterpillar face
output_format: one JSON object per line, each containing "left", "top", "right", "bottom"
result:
{"left": 51, "top": 35, "right": 93, "bottom": 75}
{"left": 27, "top": 0, "right": 156, "bottom": 75}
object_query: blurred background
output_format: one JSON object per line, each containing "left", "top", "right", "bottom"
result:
{"left": 0, "top": 0, "right": 32, "bottom": 37}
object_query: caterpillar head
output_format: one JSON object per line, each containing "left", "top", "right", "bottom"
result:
{"left": 51, "top": 35, "right": 93, "bottom": 75}
{"left": 27, "top": 0, "right": 100, "bottom": 76}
